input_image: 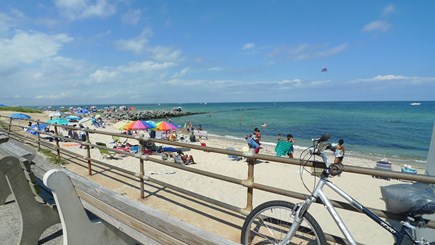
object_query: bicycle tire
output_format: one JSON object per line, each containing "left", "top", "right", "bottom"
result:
{"left": 241, "top": 200, "right": 327, "bottom": 245}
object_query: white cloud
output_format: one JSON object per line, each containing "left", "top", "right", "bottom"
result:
{"left": 55, "top": 0, "right": 116, "bottom": 20}
{"left": 242, "top": 43, "right": 255, "bottom": 50}
{"left": 115, "top": 36, "right": 148, "bottom": 54}
{"left": 353, "top": 74, "right": 435, "bottom": 85}
{"left": 362, "top": 20, "right": 391, "bottom": 32}
{"left": 382, "top": 4, "right": 395, "bottom": 16}
{"left": 148, "top": 46, "right": 183, "bottom": 62}
{"left": 278, "top": 79, "right": 302, "bottom": 86}
{"left": 118, "top": 61, "right": 176, "bottom": 73}
{"left": 317, "top": 43, "right": 348, "bottom": 57}
{"left": 270, "top": 43, "right": 348, "bottom": 61}
{"left": 172, "top": 67, "right": 191, "bottom": 78}
{"left": 122, "top": 9, "right": 142, "bottom": 25}
{"left": 372, "top": 74, "right": 407, "bottom": 81}
{"left": 0, "top": 31, "right": 73, "bottom": 71}
{"left": 89, "top": 68, "right": 118, "bottom": 83}
{"left": 208, "top": 67, "right": 223, "bottom": 71}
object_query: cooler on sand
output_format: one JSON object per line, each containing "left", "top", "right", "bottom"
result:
{"left": 401, "top": 165, "right": 418, "bottom": 174}
{"left": 373, "top": 159, "right": 392, "bottom": 180}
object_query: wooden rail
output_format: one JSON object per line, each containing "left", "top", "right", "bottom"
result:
{"left": 2, "top": 115, "right": 435, "bottom": 231}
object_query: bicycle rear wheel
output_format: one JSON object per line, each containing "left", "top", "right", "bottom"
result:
{"left": 241, "top": 200, "right": 326, "bottom": 245}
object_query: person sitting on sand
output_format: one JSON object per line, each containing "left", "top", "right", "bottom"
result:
{"left": 175, "top": 150, "right": 195, "bottom": 165}
{"left": 189, "top": 132, "right": 196, "bottom": 142}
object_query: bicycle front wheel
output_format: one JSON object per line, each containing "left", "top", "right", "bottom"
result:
{"left": 241, "top": 200, "right": 326, "bottom": 245}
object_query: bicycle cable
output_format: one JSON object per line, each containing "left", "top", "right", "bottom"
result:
{"left": 299, "top": 146, "right": 318, "bottom": 194}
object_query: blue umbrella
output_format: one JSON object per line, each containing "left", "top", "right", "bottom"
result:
{"left": 10, "top": 113, "right": 31, "bottom": 120}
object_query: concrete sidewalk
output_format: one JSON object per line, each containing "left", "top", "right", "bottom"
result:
{"left": 0, "top": 195, "right": 63, "bottom": 244}
{"left": 0, "top": 137, "right": 63, "bottom": 244}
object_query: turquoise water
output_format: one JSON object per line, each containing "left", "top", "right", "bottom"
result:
{"left": 46, "top": 101, "right": 435, "bottom": 165}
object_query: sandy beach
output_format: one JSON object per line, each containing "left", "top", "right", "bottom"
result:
{"left": 1, "top": 110, "right": 427, "bottom": 244}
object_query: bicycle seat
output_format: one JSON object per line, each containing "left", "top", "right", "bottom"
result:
{"left": 381, "top": 183, "right": 435, "bottom": 215}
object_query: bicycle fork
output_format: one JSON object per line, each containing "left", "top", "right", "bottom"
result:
{"left": 278, "top": 196, "right": 316, "bottom": 245}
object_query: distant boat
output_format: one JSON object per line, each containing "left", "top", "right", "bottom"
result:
{"left": 410, "top": 102, "right": 421, "bottom": 106}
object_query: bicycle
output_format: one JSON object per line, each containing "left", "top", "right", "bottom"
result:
{"left": 241, "top": 133, "right": 435, "bottom": 244}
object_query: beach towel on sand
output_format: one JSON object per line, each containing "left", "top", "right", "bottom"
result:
{"left": 275, "top": 140, "right": 292, "bottom": 157}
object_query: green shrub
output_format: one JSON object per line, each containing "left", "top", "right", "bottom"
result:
{"left": 0, "top": 106, "right": 42, "bottom": 113}
{"left": 40, "top": 148, "right": 66, "bottom": 165}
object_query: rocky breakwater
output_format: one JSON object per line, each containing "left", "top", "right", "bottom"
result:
{"left": 101, "top": 109, "right": 206, "bottom": 121}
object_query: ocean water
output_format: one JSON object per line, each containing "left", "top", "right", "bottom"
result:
{"left": 47, "top": 101, "right": 435, "bottom": 166}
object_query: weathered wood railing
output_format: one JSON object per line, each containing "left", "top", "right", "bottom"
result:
{"left": 1, "top": 115, "right": 435, "bottom": 234}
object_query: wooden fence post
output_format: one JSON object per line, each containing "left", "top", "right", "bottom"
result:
{"left": 53, "top": 125, "right": 60, "bottom": 157}
{"left": 85, "top": 130, "right": 92, "bottom": 175}
{"left": 36, "top": 120, "right": 41, "bottom": 151}
{"left": 139, "top": 137, "right": 145, "bottom": 199}
{"left": 245, "top": 148, "right": 255, "bottom": 211}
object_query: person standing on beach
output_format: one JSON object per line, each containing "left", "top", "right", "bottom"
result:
{"left": 287, "top": 134, "right": 295, "bottom": 158}
{"left": 252, "top": 128, "right": 261, "bottom": 153}
{"left": 334, "top": 139, "right": 345, "bottom": 164}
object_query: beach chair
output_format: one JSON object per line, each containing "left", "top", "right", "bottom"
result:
{"left": 95, "top": 142, "right": 117, "bottom": 159}
{"left": 373, "top": 159, "right": 392, "bottom": 180}
{"left": 112, "top": 135, "right": 127, "bottom": 147}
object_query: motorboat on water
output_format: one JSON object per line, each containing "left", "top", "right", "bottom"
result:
{"left": 410, "top": 102, "right": 421, "bottom": 106}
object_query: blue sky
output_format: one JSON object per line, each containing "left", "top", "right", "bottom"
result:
{"left": 1, "top": 1, "right": 435, "bottom": 106}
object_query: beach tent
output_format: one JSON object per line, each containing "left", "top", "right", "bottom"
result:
{"left": 26, "top": 123, "right": 48, "bottom": 135}
{"left": 49, "top": 111, "right": 62, "bottom": 118}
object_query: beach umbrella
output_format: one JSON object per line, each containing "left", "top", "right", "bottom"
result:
{"left": 9, "top": 113, "right": 31, "bottom": 120}
{"left": 47, "top": 118, "right": 69, "bottom": 125}
{"left": 48, "top": 111, "right": 62, "bottom": 118}
{"left": 123, "top": 120, "right": 155, "bottom": 131}
{"left": 66, "top": 115, "right": 81, "bottom": 121}
{"left": 112, "top": 120, "right": 132, "bottom": 130}
{"left": 155, "top": 121, "right": 178, "bottom": 131}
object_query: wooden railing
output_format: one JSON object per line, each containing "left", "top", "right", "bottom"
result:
{"left": 1, "top": 115, "right": 435, "bottom": 231}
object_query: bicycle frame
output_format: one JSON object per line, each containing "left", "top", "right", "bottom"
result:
{"left": 286, "top": 175, "right": 417, "bottom": 245}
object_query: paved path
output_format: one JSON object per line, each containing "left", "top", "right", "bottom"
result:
{"left": 0, "top": 138, "right": 63, "bottom": 244}
{"left": 0, "top": 193, "right": 63, "bottom": 244}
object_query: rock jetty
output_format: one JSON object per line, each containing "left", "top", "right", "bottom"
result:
{"left": 100, "top": 110, "right": 205, "bottom": 121}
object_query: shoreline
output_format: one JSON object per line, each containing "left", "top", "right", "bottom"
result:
{"left": 209, "top": 133, "right": 427, "bottom": 171}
